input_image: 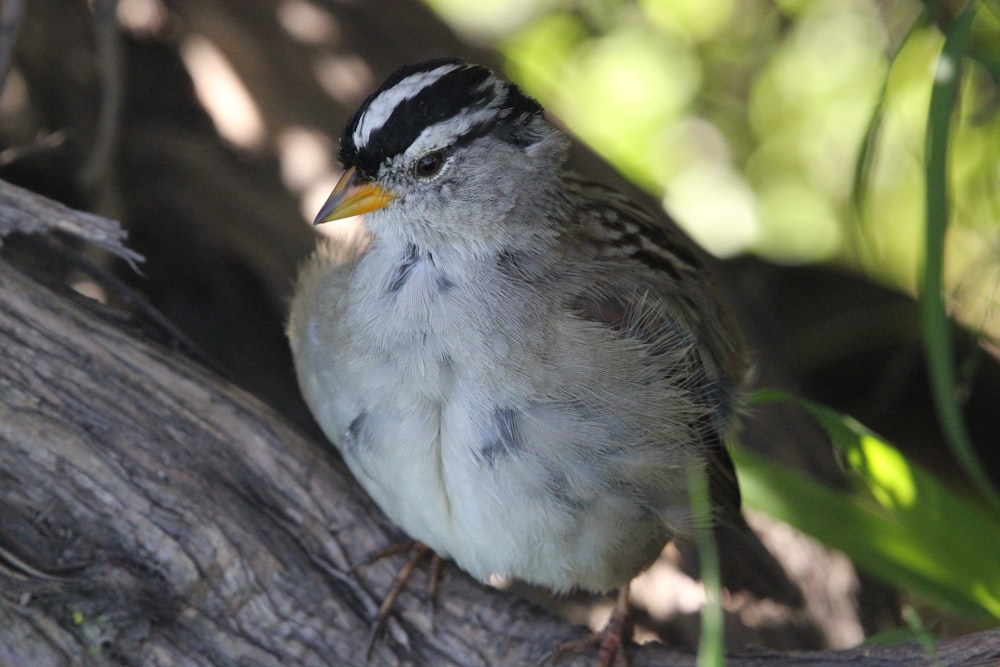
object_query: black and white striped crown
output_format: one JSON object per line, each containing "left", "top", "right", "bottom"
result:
{"left": 339, "top": 59, "right": 545, "bottom": 179}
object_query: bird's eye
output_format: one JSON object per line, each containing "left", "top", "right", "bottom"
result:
{"left": 414, "top": 151, "right": 445, "bottom": 178}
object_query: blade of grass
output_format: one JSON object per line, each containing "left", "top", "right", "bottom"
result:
{"left": 921, "top": 3, "right": 1000, "bottom": 510}
{"left": 745, "top": 390, "right": 1000, "bottom": 622}
{"left": 850, "top": 10, "right": 926, "bottom": 264}
{"left": 689, "top": 462, "right": 724, "bottom": 667}
{"left": 733, "top": 446, "right": 999, "bottom": 622}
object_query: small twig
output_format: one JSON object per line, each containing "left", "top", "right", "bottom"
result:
{"left": 365, "top": 543, "right": 431, "bottom": 658}
{"left": 79, "top": 0, "right": 123, "bottom": 189}
{"left": 0, "top": 178, "right": 142, "bottom": 266}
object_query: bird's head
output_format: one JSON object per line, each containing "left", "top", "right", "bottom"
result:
{"left": 315, "top": 59, "right": 568, "bottom": 253}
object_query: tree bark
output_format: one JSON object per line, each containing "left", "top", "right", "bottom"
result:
{"left": 1, "top": 0, "right": 997, "bottom": 664}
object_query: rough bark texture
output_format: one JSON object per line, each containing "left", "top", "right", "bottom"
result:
{"left": 1, "top": 188, "right": 996, "bottom": 663}
{"left": 0, "top": 188, "right": 578, "bottom": 667}
{"left": 0, "top": 0, "right": 997, "bottom": 664}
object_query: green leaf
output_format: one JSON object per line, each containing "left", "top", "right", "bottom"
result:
{"left": 737, "top": 391, "right": 1000, "bottom": 623}
{"left": 920, "top": 1, "right": 1000, "bottom": 511}
{"left": 689, "top": 462, "right": 725, "bottom": 667}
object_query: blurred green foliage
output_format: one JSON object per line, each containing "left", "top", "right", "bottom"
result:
{"left": 424, "top": 0, "right": 1000, "bottom": 634}
{"left": 426, "top": 0, "right": 1000, "bottom": 339}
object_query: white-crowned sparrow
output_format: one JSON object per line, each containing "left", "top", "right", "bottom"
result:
{"left": 288, "top": 58, "right": 767, "bottom": 636}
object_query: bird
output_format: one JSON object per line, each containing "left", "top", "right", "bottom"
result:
{"left": 287, "top": 58, "right": 787, "bottom": 662}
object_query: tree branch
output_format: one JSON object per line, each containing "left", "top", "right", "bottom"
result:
{"left": 1, "top": 181, "right": 997, "bottom": 666}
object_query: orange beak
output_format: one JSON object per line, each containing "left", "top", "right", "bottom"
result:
{"left": 313, "top": 166, "right": 396, "bottom": 224}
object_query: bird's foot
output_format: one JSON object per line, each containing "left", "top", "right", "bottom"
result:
{"left": 546, "top": 587, "right": 633, "bottom": 667}
{"left": 354, "top": 540, "right": 442, "bottom": 657}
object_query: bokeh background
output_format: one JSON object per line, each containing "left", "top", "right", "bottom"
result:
{"left": 2, "top": 0, "right": 998, "bottom": 657}
{"left": 424, "top": 0, "right": 1000, "bottom": 340}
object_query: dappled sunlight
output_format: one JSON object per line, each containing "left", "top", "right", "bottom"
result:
{"left": 664, "top": 161, "right": 758, "bottom": 258}
{"left": 744, "top": 511, "right": 864, "bottom": 648}
{"left": 180, "top": 35, "right": 265, "bottom": 149}
{"left": 584, "top": 596, "right": 615, "bottom": 633}
{"left": 145, "top": 0, "right": 372, "bottom": 229}
{"left": 314, "top": 53, "right": 374, "bottom": 106}
{"left": 274, "top": 125, "right": 364, "bottom": 236}
{"left": 639, "top": 0, "right": 735, "bottom": 42}
{"left": 116, "top": 0, "right": 168, "bottom": 35}
{"left": 745, "top": 1, "right": 890, "bottom": 261}
{"left": 277, "top": 125, "right": 334, "bottom": 192}
{"left": 850, "top": 434, "right": 919, "bottom": 509}
{"left": 0, "top": 67, "right": 27, "bottom": 117}
{"left": 427, "top": 0, "right": 1000, "bottom": 339}
{"left": 630, "top": 554, "right": 705, "bottom": 619}
{"left": 737, "top": 394, "right": 1000, "bottom": 624}
{"left": 276, "top": 0, "right": 338, "bottom": 44}
{"left": 425, "top": 0, "right": 548, "bottom": 41}
{"left": 498, "top": 0, "right": 892, "bottom": 263}
{"left": 70, "top": 278, "right": 109, "bottom": 304}
{"left": 753, "top": 176, "right": 843, "bottom": 263}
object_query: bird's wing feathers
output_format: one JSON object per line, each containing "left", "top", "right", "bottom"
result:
{"left": 539, "top": 181, "right": 748, "bottom": 525}
{"left": 564, "top": 276, "right": 743, "bottom": 522}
